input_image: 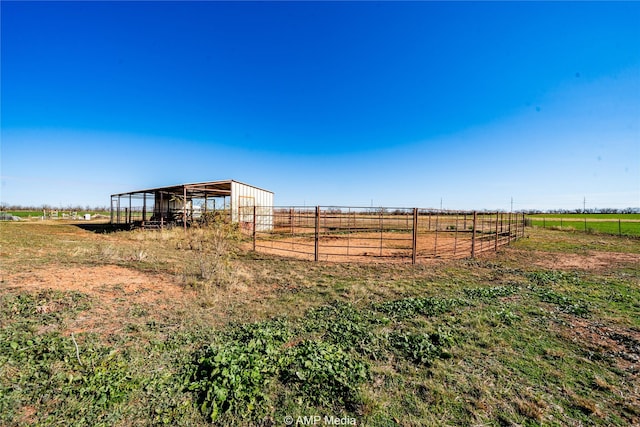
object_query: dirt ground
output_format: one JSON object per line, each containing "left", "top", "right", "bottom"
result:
{"left": 554, "top": 316, "right": 640, "bottom": 416}
{"left": 252, "top": 231, "right": 512, "bottom": 263}
{"left": 3, "top": 265, "right": 196, "bottom": 337}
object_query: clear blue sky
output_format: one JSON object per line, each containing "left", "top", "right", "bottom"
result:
{"left": 2, "top": 1, "right": 639, "bottom": 211}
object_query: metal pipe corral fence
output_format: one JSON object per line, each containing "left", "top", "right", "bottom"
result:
{"left": 249, "top": 206, "right": 525, "bottom": 264}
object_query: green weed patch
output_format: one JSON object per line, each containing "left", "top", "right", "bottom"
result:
{"left": 464, "top": 285, "right": 520, "bottom": 299}
{"left": 387, "top": 329, "right": 454, "bottom": 366}
{"left": 536, "top": 289, "right": 590, "bottom": 317}
{"left": 371, "top": 296, "right": 462, "bottom": 320}
{"left": 185, "top": 299, "right": 461, "bottom": 422}
{"left": 281, "top": 340, "right": 369, "bottom": 410}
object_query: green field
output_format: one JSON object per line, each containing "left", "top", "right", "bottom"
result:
{"left": 528, "top": 213, "right": 640, "bottom": 220}
{"left": 1, "top": 222, "right": 639, "bottom": 426}
{"left": 527, "top": 214, "right": 640, "bottom": 237}
{"left": 3, "top": 211, "right": 45, "bottom": 218}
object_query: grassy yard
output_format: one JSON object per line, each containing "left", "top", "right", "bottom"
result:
{"left": 1, "top": 221, "right": 639, "bottom": 426}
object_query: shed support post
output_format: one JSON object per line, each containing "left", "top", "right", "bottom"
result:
{"left": 160, "top": 192, "right": 164, "bottom": 228}
{"left": 471, "top": 211, "right": 477, "bottom": 258}
{"left": 142, "top": 193, "right": 147, "bottom": 223}
{"left": 183, "top": 186, "right": 187, "bottom": 231}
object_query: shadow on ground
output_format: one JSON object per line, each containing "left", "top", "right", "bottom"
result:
{"left": 70, "top": 222, "right": 131, "bottom": 234}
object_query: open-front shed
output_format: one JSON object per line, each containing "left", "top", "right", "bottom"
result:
{"left": 110, "top": 180, "right": 273, "bottom": 230}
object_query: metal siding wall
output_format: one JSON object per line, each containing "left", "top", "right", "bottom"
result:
{"left": 231, "top": 181, "right": 239, "bottom": 223}
{"left": 230, "top": 181, "right": 273, "bottom": 231}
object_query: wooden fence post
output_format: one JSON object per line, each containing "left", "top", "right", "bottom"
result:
{"left": 314, "top": 206, "right": 320, "bottom": 262}
{"left": 471, "top": 211, "right": 477, "bottom": 258}
{"left": 412, "top": 208, "right": 418, "bottom": 264}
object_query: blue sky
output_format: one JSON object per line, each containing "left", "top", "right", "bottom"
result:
{"left": 2, "top": 1, "right": 639, "bottom": 211}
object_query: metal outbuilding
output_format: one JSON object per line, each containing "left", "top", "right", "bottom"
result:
{"left": 110, "top": 180, "right": 273, "bottom": 230}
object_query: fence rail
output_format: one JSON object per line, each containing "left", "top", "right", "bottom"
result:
{"left": 248, "top": 207, "right": 525, "bottom": 264}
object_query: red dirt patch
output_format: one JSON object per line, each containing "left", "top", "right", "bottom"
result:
{"left": 3, "top": 265, "right": 195, "bottom": 336}
{"left": 4, "top": 265, "right": 185, "bottom": 302}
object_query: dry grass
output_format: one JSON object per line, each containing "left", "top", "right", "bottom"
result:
{"left": 1, "top": 221, "right": 639, "bottom": 426}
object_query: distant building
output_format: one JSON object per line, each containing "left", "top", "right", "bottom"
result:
{"left": 110, "top": 180, "right": 273, "bottom": 230}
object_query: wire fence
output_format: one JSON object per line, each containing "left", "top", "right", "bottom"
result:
{"left": 246, "top": 207, "right": 525, "bottom": 264}
{"left": 526, "top": 216, "right": 640, "bottom": 237}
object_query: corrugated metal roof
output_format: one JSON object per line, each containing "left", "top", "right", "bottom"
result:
{"left": 110, "top": 180, "right": 273, "bottom": 197}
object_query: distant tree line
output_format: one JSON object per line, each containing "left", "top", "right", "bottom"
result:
{"left": 1, "top": 203, "right": 638, "bottom": 215}
{"left": 521, "top": 207, "right": 640, "bottom": 214}
{"left": 0, "top": 203, "right": 110, "bottom": 212}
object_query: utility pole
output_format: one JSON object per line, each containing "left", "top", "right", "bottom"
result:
{"left": 440, "top": 198, "right": 443, "bottom": 211}
{"left": 510, "top": 197, "right": 513, "bottom": 213}
{"left": 583, "top": 197, "right": 586, "bottom": 213}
